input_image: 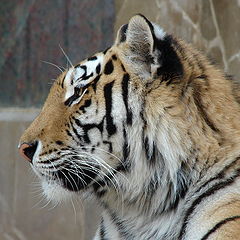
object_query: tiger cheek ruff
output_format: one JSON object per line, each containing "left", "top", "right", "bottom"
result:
{"left": 19, "top": 15, "right": 240, "bottom": 240}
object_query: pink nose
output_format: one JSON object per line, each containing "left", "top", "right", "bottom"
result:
{"left": 18, "top": 142, "right": 38, "bottom": 163}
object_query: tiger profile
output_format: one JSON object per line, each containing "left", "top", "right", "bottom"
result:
{"left": 19, "top": 15, "right": 240, "bottom": 239}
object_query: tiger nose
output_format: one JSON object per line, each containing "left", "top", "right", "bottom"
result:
{"left": 18, "top": 142, "right": 38, "bottom": 163}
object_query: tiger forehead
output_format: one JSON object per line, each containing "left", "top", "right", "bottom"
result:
{"left": 62, "top": 51, "right": 120, "bottom": 89}
{"left": 61, "top": 51, "right": 121, "bottom": 101}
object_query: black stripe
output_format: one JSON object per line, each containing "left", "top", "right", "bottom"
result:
{"left": 108, "top": 211, "right": 133, "bottom": 239}
{"left": 66, "top": 129, "right": 73, "bottom": 138}
{"left": 103, "top": 47, "right": 110, "bottom": 55}
{"left": 104, "top": 59, "right": 114, "bottom": 75}
{"left": 179, "top": 168, "right": 240, "bottom": 239}
{"left": 81, "top": 72, "right": 93, "bottom": 81}
{"left": 73, "top": 117, "right": 104, "bottom": 143}
{"left": 91, "top": 75, "right": 101, "bottom": 92}
{"left": 192, "top": 83, "right": 219, "bottom": 133}
{"left": 55, "top": 140, "right": 63, "bottom": 145}
{"left": 87, "top": 56, "right": 97, "bottom": 61}
{"left": 121, "top": 64, "right": 126, "bottom": 72}
{"left": 61, "top": 74, "right": 66, "bottom": 88}
{"left": 103, "top": 141, "right": 113, "bottom": 153}
{"left": 122, "top": 128, "right": 131, "bottom": 170}
{"left": 96, "top": 63, "right": 101, "bottom": 74}
{"left": 73, "top": 117, "right": 104, "bottom": 133}
{"left": 79, "top": 99, "right": 92, "bottom": 112}
{"left": 100, "top": 218, "right": 108, "bottom": 240}
{"left": 112, "top": 54, "right": 117, "bottom": 60}
{"left": 169, "top": 164, "right": 189, "bottom": 210}
{"left": 104, "top": 81, "right": 117, "bottom": 136}
{"left": 64, "top": 87, "right": 81, "bottom": 106}
{"left": 40, "top": 158, "right": 60, "bottom": 165}
{"left": 201, "top": 216, "right": 240, "bottom": 240}
{"left": 72, "top": 124, "right": 89, "bottom": 143}
{"left": 69, "top": 118, "right": 87, "bottom": 142}
{"left": 122, "top": 73, "right": 132, "bottom": 125}
{"left": 96, "top": 189, "right": 107, "bottom": 198}
{"left": 144, "top": 137, "right": 156, "bottom": 165}
{"left": 195, "top": 157, "right": 240, "bottom": 195}
{"left": 197, "top": 74, "right": 208, "bottom": 79}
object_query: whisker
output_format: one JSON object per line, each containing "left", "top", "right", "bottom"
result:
{"left": 77, "top": 152, "right": 124, "bottom": 188}
{"left": 41, "top": 60, "right": 64, "bottom": 73}
{"left": 63, "top": 162, "right": 104, "bottom": 190}
{"left": 65, "top": 157, "right": 114, "bottom": 194}
{"left": 72, "top": 147, "right": 129, "bottom": 184}
{"left": 59, "top": 166, "right": 82, "bottom": 191}
{"left": 63, "top": 165, "right": 88, "bottom": 187}
{"left": 78, "top": 153, "right": 126, "bottom": 210}
{"left": 59, "top": 44, "right": 73, "bottom": 68}
{"left": 73, "top": 154, "right": 121, "bottom": 195}
{"left": 70, "top": 197, "right": 77, "bottom": 224}
{"left": 79, "top": 146, "right": 125, "bottom": 165}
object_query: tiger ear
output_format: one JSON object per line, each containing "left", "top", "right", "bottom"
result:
{"left": 115, "top": 14, "right": 166, "bottom": 79}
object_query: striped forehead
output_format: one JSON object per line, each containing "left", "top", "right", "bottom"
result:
{"left": 64, "top": 54, "right": 104, "bottom": 100}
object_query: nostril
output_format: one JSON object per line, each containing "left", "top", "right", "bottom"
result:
{"left": 19, "top": 141, "right": 38, "bottom": 163}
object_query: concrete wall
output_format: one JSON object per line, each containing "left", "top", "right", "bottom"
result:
{"left": 1, "top": 0, "right": 240, "bottom": 239}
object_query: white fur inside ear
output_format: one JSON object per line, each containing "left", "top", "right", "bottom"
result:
{"left": 152, "top": 23, "right": 166, "bottom": 40}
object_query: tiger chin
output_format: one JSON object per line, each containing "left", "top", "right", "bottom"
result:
{"left": 19, "top": 15, "right": 240, "bottom": 239}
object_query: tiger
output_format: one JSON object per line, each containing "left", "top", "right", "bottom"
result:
{"left": 18, "top": 14, "right": 240, "bottom": 239}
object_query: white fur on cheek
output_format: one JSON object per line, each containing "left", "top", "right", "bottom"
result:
{"left": 41, "top": 180, "right": 74, "bottom": 203}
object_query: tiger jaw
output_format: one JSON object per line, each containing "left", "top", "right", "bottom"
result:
{"left": 41, "top": 180, "right": 75, "bottom": 203}
{"left": 29, "top": 140, "right": 103, "bottom": 198}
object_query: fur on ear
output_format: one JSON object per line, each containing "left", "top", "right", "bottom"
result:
{"left": 115, "top": 15, "right": 183, "bottom": 84}
{"left": 115, "top": 14, "right": 166, "bottom": 79}
{"left": 125, "top": 15, "right": 155, "bottom": 59}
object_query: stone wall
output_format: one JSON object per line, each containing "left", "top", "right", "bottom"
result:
{"left": 115, "top": 0, "right": 240, "bottom": 81}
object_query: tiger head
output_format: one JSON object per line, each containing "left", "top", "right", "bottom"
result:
{"left": 19, "top": 15, "right": 240, "bottom": 212}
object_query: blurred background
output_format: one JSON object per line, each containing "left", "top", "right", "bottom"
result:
{"left": 0, "top": 0, "right": 240, "bottom": 239}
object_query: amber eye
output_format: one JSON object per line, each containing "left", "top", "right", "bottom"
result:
{"left": 64, "top": 87, "right": 81, "bottom": 106}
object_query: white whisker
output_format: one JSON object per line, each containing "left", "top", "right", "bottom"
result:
{"left": 59, "top": 44, "right": 73, "bottom": 67}
{"left": 41, "top": 60, "right": 64, "bottom": 73}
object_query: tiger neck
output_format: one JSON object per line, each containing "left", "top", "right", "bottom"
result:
{"left": 99, "top": 192, "right": 183, "bottom": 239}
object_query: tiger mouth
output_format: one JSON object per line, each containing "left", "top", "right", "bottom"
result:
{"left": 57, "top": 165, "right": 99, "bottom": 191}
{"left": 33, "top": 161, "right": 100, "bottom": 192}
